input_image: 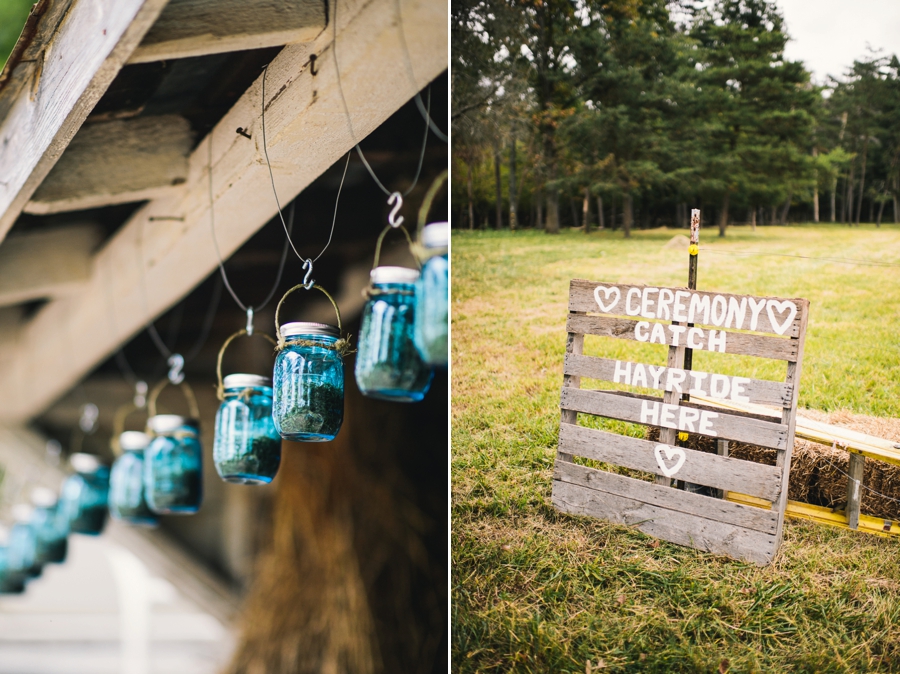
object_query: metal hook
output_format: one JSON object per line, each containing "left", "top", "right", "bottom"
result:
{"left": 310, "top": 54, "right": 318, "bottom": 76}
{"left": 302, "top": 258, "right": 314, "bottom": 290}
{"left": 236, "top": 127, "right": 252, "bottom": 140}
{"left": 387, "top": 192, "right": 404, "bottom": 228}
{"left": 246, "top": 307, "right": 255, "bottom": 336}
{"left": 167, "top": 354, "right": 185, "bottom": 385}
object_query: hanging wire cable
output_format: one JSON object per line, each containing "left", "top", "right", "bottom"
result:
{"left": 331, "top": 0, "right": 431, "bottom": 197}
{"left": 415, "top": 92, "right": 447, "bottom": 142}
{"left": 209, "top": 137, "right": 296, "bottom": 311}
{"left": 260, "top": 63, "right": 350, "bottom": 267}
{"left": 699, "top": 247, "right": 900, "bottom": 269}
{"left": 391, "top": 0, "right": 447, "bottom": 143}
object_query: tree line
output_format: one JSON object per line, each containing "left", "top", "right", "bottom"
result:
{"left": 451, "top": 0, "right": 900, "bottom": 236}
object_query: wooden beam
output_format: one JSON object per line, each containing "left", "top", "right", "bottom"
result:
{"left": 25, "top": 116, "right": 194, "bottom": 215}
{"left": 0, "top": 225, "right": 101, "bottom": 307}
{"left": 128, "top": 0, "right": 327, "bottom": 64}
{"left": 0, "top": 0, "right": 171, "bottom": 243}
{"left": 0, "top": 0, "right": 446, "bottom": 421}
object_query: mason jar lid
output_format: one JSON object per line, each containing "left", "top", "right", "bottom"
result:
{"left": 420, "top": 222, "right": 448, "bottom": 249}
{"left": 70, "top": 452, "right": 104, "bottom": 474}
{"left": 223, "top": 373, "right": 271, "bottom": 389}
{"left": 13, "top": 504, "right": 33, "bottom": 523}
{"left": 119, "top": 431, "right": 150, "bottom": 451}
{"left": 30, "top": 487, "right": 57, "bottom": 508}
{"left": 370, "top": 266, "right": 419, "bottom": 285}
{"left": 147, "top": 414, "right": 199, "bottom": 435}
{"left": 281, "top": 322, "right": 340, "bottom": 339}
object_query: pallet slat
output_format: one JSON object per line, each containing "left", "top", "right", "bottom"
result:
{"left": 566, "top": 314, "right": 798, "bottom": 361}
{"left": 560, "top": 388, "right": 789, "bottom": 450}
{"left": 568, "top": 279, "right": 806, "bottom": 337}
{"left": 552, "top": 478, "right": 778, "bottom": 565}
{"left": 558, "top": 422, "right": 782, "bottom": 501}
{"left": 564, "top": 354, "right": 792, "bottom": 407}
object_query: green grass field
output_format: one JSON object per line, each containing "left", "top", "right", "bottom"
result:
{"left": 452, "top": 224, "right": 900, "bottom": 673}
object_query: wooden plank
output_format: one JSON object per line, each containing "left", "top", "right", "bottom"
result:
{"left": 555, "top": 460, "right": 778, "bottom": 532}
{"left": 558, "top": 319, "right": 585, "bottom": 463}
{"left": 727, "top": 492, "right": 900, "bottom": 539}
{"left": 25, "top": 116, "right": 194, "bottom": 215}
{"left": 566, "top": 314, "right": 798, "bottom": 361}
{"left": 0, "top": 0, "right": 447, "bottom": 422}
{"left": 694, "top": 395, "right": 900, "bottom": 468}
{"left": 772, "top": 297, "right": 808, "bottom": 543}
{"left": 565, "top": 354, "right": 792, "bottom": 407}
{"left": 558, "top": 422, "right": 782, "bottom": 501}
{"left": 552, "top": 478, "right": 778, "bottom": 565}
{"left": 0, "top": 0, "right": 171, "bottom": 243}
{"left": 569, "top": 279, "right": 807, "bottom": 337}
{"left": 845, "top": 453, "right": 865, "bottom": 530}
{"left": 656, "top": 321, "right": 685, "bottom": 486}
{"left": 0, "top": 225, "right": 101, "bottom": 306}
{"left": 560, "top": 388, "right": 789, "bottom": 450}
{"left": 128, "top": 0, "right": 327, "bottom": 64}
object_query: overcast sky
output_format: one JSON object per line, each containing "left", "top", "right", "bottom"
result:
{"left": 778, "top": 0, "right": 900, "bottom": 84}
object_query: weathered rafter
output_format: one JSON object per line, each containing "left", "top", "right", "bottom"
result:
{"left": 0, "top": 225, "right": 101, "bottom": 307}
{"left": 0, "top": 0, "right": 171, "bottom": 242}
{"left": 0, "top": 0, "right": 447, "bottom": 421}
{"left": 128, "top": 0, "right": 327, "bottom": 64}
{"left": 25, "top": 116, "right": 194, "bottom": 215}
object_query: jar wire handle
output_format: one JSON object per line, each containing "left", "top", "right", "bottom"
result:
{"left": 148, "top": 378, "right": 200, "bottom": 421}
{"left": 274, "top": 283, "right": 344, "bottom": 351}
{"left": 110, "top": 403, "right": 149, "bottom": 457}
{"left": 372, "top": 223, "right": 420, "bottom": 271}
{"left": 416, "top": 169, "right": 448, "bottom": 239}
{"left": 215, "top": 329, "right": 277, "bottom": 401}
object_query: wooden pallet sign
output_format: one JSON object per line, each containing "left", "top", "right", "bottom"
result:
{"left": 552, "top": 279, "right": 809, "bottom": 565}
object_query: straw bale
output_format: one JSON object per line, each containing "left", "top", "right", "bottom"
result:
{"left": 645, "top": 409, "right": 900, "bottom": 520}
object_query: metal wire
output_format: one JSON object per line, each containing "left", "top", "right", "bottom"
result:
{"left": 260, "top": 66, "right": 348, "bottom": 267}
{"left": 208, "top": 135, "right": 295, "bottom": 312}
{"left": 332, "top": 0, "right": 431, "bottom": 197}
{"left": 820, "top": 448, "right": 900, "bottom": 508}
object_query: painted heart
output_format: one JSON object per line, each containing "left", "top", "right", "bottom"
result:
{"left": 654, "top": 443, "right": 686, "bottom": 478}
{"left": 593, "top": 285, "right": 621, "bottom": 313}
{"left": 765, "top": 299, "right": 797, "bottom": 336}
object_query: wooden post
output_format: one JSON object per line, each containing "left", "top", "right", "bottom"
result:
{"left": 680, "top": 209, "right": 700, "bottom": 492}
{"left": 717, "top": 439, "right": 729, "bottom": 498}
{"left": 846, "top": 452, "right": 865, "bottom": 530}
{"left": 683, "top": 209, "right": 700, "bottom": 389}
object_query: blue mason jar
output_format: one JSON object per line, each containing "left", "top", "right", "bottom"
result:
{"left": 59, "top": 453, "right": 110, "bottom": 536}
{"left": 413, "top": 222, "right": 448, "bottom": 367}
{"left": 9, "top": 506, "right": 41, "bottom": 579}
{"left": 0, "top": 543, "right": 26, "bottom": 594}
{"left": 144, "top": 415, "right": 203, "bottom": 515}
{"left": 355, "top": 266, "right": 433, "bottom": 402}
{"left": 214, "top": 374, "right": 281, "bottom": 483}
{"left": 273, "top": 323, "right": 345, "bottom": 442}
{"left": 109, "top": 431, "right": 159, "bottom": 527}
{"left": 31, "top": 488, "right": 67, "bottom": 565}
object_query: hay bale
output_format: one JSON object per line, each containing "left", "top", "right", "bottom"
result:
{"left": 662, "top": 234, "right": 690, "bottom": 251}
{"left": 646, "top": 410, "right": 900, "bottom": 520}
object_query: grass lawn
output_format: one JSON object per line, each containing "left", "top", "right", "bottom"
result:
{"left": 452, "top": 224, "right": 900, "bottom": 673}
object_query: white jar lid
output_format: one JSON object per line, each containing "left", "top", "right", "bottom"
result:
{"left": 281, "top": 322, "right": 340, "bottom": 338}
{"left": 370, "top": 266, "right": 419, "bottom": 284}
{"left": 420, "top": 222, "right": 448, "bottom": 249}
{"left": 147, "top": 415, "right": 199, "bottom": 435}
{"left": 13, "top": 504, "right": 33, "bottom": 523}
{"left": 31, "top": 487, "right": 57, "bottom": 508}
{"left": 119, "top": 431, "right": 150, "bottom": 451}
{"left": 70, "top": 452, "right": 104, "bottom": 474}
{"left": 223, "top": 374, "right": 271, "bottom": 389}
